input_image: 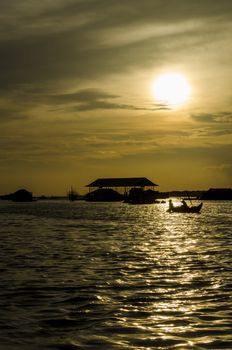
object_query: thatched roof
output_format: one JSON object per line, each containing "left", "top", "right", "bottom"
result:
{"left": 86, "top": 177, "right": 158, "bottom": 188}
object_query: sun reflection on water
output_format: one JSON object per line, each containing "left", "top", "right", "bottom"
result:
{"left": 0, "top": 200, "right": 231, "bottom": 349}
{"left": 113, "top": 203, "right": 232, "bottom": 348}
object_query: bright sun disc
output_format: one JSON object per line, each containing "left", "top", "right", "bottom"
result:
{"left": 152, "top": 73, "right": 190, "bottom": 106}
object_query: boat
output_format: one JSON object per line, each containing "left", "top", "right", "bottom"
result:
{"left": 167, "top": 200, "right": 203, "bottom": 213}
{"left": 67, "top": 187, "right": 78, "bottom": 201}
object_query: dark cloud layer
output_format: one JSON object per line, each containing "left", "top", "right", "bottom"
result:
{"left": 0, "top": 0, "right": 231, "bottom": 90}
{"left": 192, "top": 112, "right": 232, "bottom": 123}
{"left": 47, "top": 89, "right": 168, "bottom": 111}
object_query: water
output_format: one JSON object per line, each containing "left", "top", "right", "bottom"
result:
{"left": 0, "top": 200, "right": 231, "bottom": 349}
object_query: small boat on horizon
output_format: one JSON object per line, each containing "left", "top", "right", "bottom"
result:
{"left": 67, "top": 187, "right": 79, "bottom": 201}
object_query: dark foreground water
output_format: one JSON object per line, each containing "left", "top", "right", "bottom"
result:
{"left": 0, "top": 200, "right": 231, "bottom": 350}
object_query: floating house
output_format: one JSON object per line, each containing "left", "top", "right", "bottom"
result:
{"left": 0, "top": 189, "right": 34, "bottom": 202}
{"left": 86, "top": 177, "right": 158, "bottom": 192}
{"left": 85, "top": 177, "right": 159, "bottom": 202}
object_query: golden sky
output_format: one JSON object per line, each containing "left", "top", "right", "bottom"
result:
{"left": 0, "top": 0, "right": 231, "bottom": 195}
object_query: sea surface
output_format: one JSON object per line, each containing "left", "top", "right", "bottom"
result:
{"left": 0, "top": 199, "right": 231, "bottom": 350}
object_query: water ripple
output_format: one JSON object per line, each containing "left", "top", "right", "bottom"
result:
{"left": 0, "top": 200, "right": 231, "bottom": 349}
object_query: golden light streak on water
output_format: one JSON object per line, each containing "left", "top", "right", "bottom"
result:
{"left": 0, "top": 200, "right": 231, "bottom": 349}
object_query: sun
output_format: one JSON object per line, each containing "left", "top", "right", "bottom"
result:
{"left": 152, "top": 72, "right": 191, "bottom": 107}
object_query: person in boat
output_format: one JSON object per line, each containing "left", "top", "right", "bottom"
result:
{"left": 181, "top": 199, "right": 188, "bottom": 209}
{"left": 168, "top": 199, "right": 174, "bottom": 211}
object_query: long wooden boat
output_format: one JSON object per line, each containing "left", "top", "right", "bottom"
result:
{"left": 167, "top": 202, "right": 203, "bottom": 213}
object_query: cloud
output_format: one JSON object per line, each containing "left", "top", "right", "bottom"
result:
{"left": 205, "top": 162, "right": 232, "bottom": 183}
{"left": 0, "top": 1, "right": 231, "bottom": 193}
{"left": 191, "top": 112, "right": 232, "bottom": 123}
{"left": 0, "top": 0, "right": 231, "bottom": 92}
{"left": 0, "top": 126, "right": 196, "bottom": 165}
{"left": 206, "top": 162, "right": 232, "bottom": 174}
{"left": 61, "top": 89, "right": 168, "bottom": 111}
{"left": 0, "top": 107, "right": 28, "bottom": 122}
{"left": 2, "top": 87, "right": 168, "bottom": 112}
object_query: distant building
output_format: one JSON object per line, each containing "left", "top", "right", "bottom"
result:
{"left": 11, "top": 189, "right": 33, "bottom": 202}
{"left": 86, "top": 177, "right": 158, "bottom": 192}
{"left": 85, "top": 188, "right": 123, "bottom": 202}
{"left": 85, "top": 177, "right": 159, "bottom": 202}
{"left": 201, "top": 188, "right": 232, "bottom": 200}
{"left": 0, "top": 189, "right": 33, "bottom": 202}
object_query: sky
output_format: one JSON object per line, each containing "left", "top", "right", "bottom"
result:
{"left": 0, "top": 0, "right": 231, "bottom": 195}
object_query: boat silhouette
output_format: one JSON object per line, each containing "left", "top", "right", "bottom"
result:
{"left": 167, "top": 200, "right": 203, "bottom": 213}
